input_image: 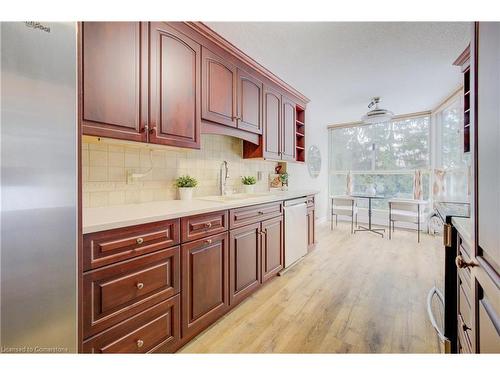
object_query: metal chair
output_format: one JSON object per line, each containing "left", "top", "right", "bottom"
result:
{"left": 330, "top": 196, "right": 358, "bottom": 233}
{"left": 388, "top": 199, "right": 427, "bottom": 242}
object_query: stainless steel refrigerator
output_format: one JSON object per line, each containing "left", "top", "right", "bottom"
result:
{"left": 1, "top": 22, "right": 77, "bottom": 353}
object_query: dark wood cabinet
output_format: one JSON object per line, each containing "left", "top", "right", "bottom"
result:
{"left": 82, "top": 246, "right": 180, "bottom": 338}
{"left": 229, "top": 222, "right": 261, "bottom": 305}
{"left": 261, "top": 216, "right": 284, "bottom": 283}
{"left": 83, "top": 219, "right": 180, "bottom": 271}
{"left": 236, "top": 69, "right": 263, "bottom": 134}
{"left": 82, "top": 295, "right": 180, "bottom": 353}
{"left": 229, "top": 201, "right": 283, "bottom": 229}
{"left": 281, "top": 96, "right": 296, "bottom": 161}
{"left": 262, "top": 86, "right": 282, "bottom": 159}
{"left": 149, "top": 22, "right": 201, "bottom": 149}
{"left": 243, "top": 86, "right": 302, "bottom": 162}
{"left": 80, "top": 22, "right": 148, "bottom": 142}
{"left": 181, "top": 210, "right": 228, "bottom": 243}
{"left": 181, "top": 232, "right": 229, "bottom": 340}
{"left": 201, "top": 47, "right": 237, "bottom": 128}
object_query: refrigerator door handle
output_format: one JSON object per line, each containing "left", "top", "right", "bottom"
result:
{"left": 426, "top": 286, "right": 451, "bottom": 352}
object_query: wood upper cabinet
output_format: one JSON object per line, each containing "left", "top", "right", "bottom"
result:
{"left": 236, "top": 69, "right": 263, "bottom": 134}
{"left": 150, "top": 22, "right": 201, "bottom": 149}
{"left": 81, "top": 22, "right": 148, "bottom": 142}
{"left": 181, "top": 232, "right": 229, "bottom": 340}
{"left": 263, "top": 86, "right": 282, "bottom": 159}
{"left": 281, "top": 96, "right": 296, "bottom": 161}
{"left": 229, "top": 222, "right": 261, "bottom": 306}
{"left": 261, "top": 216, "right": 284, "bottom": 283}
{"left": 202, "top": 47, "right": 237, "bottom": 128}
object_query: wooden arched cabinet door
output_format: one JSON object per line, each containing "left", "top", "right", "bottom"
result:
{"left": 201, "top": 47, "right": 237, "bottom": 128}
{"left": 81, "top": 22, "right": 148, "bottom": 142}
{"left": 236, "top": 69, "right": 263, "bottom": 134}
{"left": 263, "top": 87, "right": 281, "bottom": 160}
{"left": 281, "top": 95, "right": 296, "bottom": 161}
{"left": 149, "top": 22, "right": 201, "bottom": 149}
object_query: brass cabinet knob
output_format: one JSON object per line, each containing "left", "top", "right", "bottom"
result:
{"left": 204, "top": 239, "right": 212, "bottom": 245}
{"left": 205, "top": 222, "right": 212, "bottom": 229}
{"left": 136, "top": 339, "right": 144, "bottom": 348}
{"left": 136, "top": 237, "right": 144, "bottom": 245}
{"left": 455, "top": 255, "right": 476, "bottom": 269}
{"left": 136, "top": 282, "right": 144, "bottom": 290}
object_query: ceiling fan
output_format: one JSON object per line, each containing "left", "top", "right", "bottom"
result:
{"left": 361, "top": 97, "right": 394, "bottom": 124}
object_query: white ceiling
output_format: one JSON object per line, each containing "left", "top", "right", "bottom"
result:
{"left": 206, "top": 22, "right": 471, "bottom": 124}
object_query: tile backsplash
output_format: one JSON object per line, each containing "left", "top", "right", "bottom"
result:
{"left": 82, "top": 134, "right": 278, "bottom": 208}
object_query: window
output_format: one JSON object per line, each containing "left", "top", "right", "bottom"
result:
{"left": 435, "top": 97, "right": 470, "bottom": 202}
{"left": 329, "top": 115, "right": 430, "bottom": 210}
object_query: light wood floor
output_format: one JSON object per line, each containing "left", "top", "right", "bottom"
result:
{"left": 180, "top": 221, "right": 444, "bottom": 353}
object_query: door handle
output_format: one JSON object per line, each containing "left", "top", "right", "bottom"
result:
{"left": 455, "top": 255, "right": 476, "bottom": 269}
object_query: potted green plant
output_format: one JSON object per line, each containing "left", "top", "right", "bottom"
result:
{"left": 241, "top": 176, "right": 257, "bottom": 194}
{"left": 174, "top": 175, "right": 198, "bottom": 201}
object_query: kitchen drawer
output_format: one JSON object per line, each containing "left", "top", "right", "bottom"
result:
{"left": 83, "top": 295, "right": 180, "bottom": 353}
{"left": 83, "top": 246, "right": 180, "bottom": 338}
{"left": 306, "top": 195, "right": 315, "bottom": 208}
{"left": 83, "top": 219, "right": 180, "bottom": 270}
{"left": 181, "top": 210, "right": 228, "bottom": 242}
{"left": 229, "top": 202, "right": 283, "bottom": 229}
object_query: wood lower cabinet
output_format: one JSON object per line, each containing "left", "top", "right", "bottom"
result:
{"left": 181, "top": 232, "right": 229, "bottom": 340}
{"left": 80, "top": 199, "right": 311, "bottom": 352}
{"left": 80, "top": 22, "right": 148, "bottom": 142}
{"left": 229, "top": 222, "right": 261, "bottom": 306}
{"left": 82, "top": 246, "right": 180, "bottom": 338}
{"left": 202, "top": 47, "right": 237, "bottom": 128}
{"left": 82, "top": 295, "right": 180, "bottom": 353}
{"left": 261, "top": 216, "right": 284, "bottom": 283}
{"left": 149, "top": 22, "right": 201, "bottom": 149}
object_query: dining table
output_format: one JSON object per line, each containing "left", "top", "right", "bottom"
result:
{"left": 350, "top": 194, "right": 386, "bottom": 237}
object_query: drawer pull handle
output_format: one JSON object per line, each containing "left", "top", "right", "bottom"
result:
{"left": 136, "top": 237, "right": 144, "bottom": 245}
{"left": 204, "top": 222, "right": 212, "bottom": 229}
{"left": 136, "top": 282, "right": 144, "bottom": 290}
{"left": 455, "top": 255, "right": 476, "bottom": 269}
{"left": 204, "top": 239, "right": 213, "bottom": 245}
{"left": 136, "top": 339, "right": 144, "bottom": 348}
{"left": 258, "top": 211, "right": 264, "bottom": 215}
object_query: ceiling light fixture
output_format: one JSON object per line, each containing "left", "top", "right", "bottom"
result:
{"left": 361, "top": 97, "right": 394, "bottom": 124}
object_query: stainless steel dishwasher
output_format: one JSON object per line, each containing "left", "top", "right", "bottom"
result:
{"left": 283, "top": 197, "right": 308, "bottom": 269}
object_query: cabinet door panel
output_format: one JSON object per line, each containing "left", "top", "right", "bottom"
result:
{"left": 181, "top": 232, "right": 229, "bottom": 339}
{"left": 81, "top": 22, "right": 147, "bottom": 142}
{"left": 282, "top": 96, "right": 296, "bottom": 161}
{"left": 261, "top": 216, "right": 284, "bottom": 283}
{"left": 237, "top": 69, "right": 263, "bottom": 134}
{"left": 202, "top": 47, "right": 237, "bottom": 128}
{"left": 150, "top": 23, "right": 200, "bottom": 149}
{"left": 229, "top": 222, "right": 261, "bottom": 305}
{"left": 263, "top": 87, "right": 281, "bottom": 159}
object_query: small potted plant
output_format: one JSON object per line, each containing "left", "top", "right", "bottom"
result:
{"left": 241, "top": 176, "right": 257, "bottom": 194}
{"left": 174, "top": 175, "right": 198, "bottom": 201}
{"left": 279, "top": 173, "right": 289, "bottom": 190}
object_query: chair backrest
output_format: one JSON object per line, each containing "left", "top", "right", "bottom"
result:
{"left": 332, "top": 197, "right": 354, "bottom": 208}
{"left": 389, "top": 200, "right": 420, "bottom": 212}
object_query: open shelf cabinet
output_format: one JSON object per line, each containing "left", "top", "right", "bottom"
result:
{"left": 296, "top": 105, "right": 305, "bottom": 162}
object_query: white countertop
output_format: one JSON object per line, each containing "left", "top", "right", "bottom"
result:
{"left": 452, "top": 216, "right": 473, "bottom": 250}
{"left": 83, "top": 190, "right": 319, "bottom": 234}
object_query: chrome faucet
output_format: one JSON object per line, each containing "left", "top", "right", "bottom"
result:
{"left": 219, "top": 161, "right": 230, "bottom": 196}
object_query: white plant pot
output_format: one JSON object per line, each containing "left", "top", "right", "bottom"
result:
{"left": 243, "top": 185, "right": 255, "bottom": 194}
{"left": 178, "top": 187, "right": 194, "bottom": 201}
